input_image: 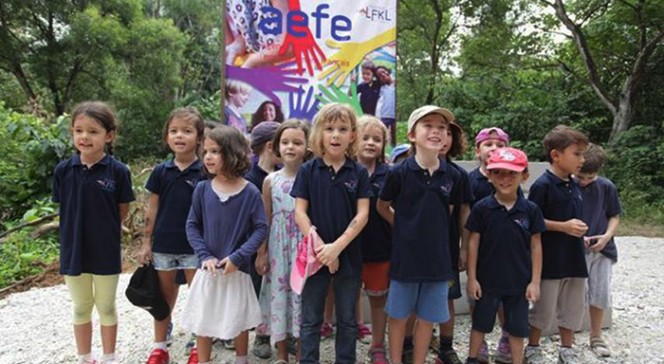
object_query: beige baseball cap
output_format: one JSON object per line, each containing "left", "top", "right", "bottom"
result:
{"left": 407, "top": 105, "right": 457, "bottom": 134}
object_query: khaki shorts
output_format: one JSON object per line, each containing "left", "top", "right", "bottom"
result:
{"left": 586, "top": 252, "right": 613, "bottom": 309}
{"left": 529, "top": 278, "right": 586, "bottom": 331}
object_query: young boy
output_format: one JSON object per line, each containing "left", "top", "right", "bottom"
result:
{"left": 525, "top": 125, "right": 589, "bottom": 364}
{"left": 376, "top": 66, "right": 396, "bottom": 146}
{"left": 377, "top": 105, "right": 462, "bottom": 364}
{"left": 223, "top": 80, "right": 251, "bottom": 134}
{"left": 465, "top": 147, "right": 544, "bottom": 364}
{"left": 468, "top": 127, "right": 513, "bottom": 363}
{"left": 246, "top": 120, "right": 281, "bottom": 359}
{"left": 574, "top": 143, "right": 621, "bottom": 358}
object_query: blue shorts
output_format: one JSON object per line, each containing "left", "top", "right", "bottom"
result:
{"left": 448, "top": 272, "right": 462, "bottom": 300}
{"left": 472, "top": 292, "right": 529, "bottom": 338}
{"left": 386, "top": 280, "right": 450, "bottom": 323}
{"left": 152, "top": 252, "right": 198, "bottom": 271}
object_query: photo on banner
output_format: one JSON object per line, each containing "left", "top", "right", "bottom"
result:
{"left": 223, "top": 0, "right": 397, "bottom": 133}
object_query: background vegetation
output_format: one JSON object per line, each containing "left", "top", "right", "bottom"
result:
{"left": 0, "top": 0, "right": 662, "bottom": 287}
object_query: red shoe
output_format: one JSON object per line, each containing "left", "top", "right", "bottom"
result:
{"left": 146, "top": 348, "right": 169, "bottom": 364}
{"left": 187, "top": 348, "right": 198, "bottom": 364}
{"left": 357, "top": 323, "right": 372, "bottom": 343}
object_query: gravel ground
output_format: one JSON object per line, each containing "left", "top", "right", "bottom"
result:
{"left": 0, "top": 236, "right": 662, "bottom": 364}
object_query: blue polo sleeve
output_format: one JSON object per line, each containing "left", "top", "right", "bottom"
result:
{"left": 52, "top": 162, "right": 63, "bottom": 203}
{"left": 290, "top": 160, "right": 311, "bottom": 200}
{"left": 116, "top": 163, "right": 135, "bottom": 203}
{"left": 604, "top": 180, "right": 622, "bottom": 218}
{"left": 186, "top": 182, "right": 213, "bottom": 262}
{"left": 356, "top": 166, "right": 373, "bottom": 199}
{"left": 527, "top": 179, "right": 548, "bottom": 214}
{"left": 145, "top": 163, "right": 164, "bottom": 194}
{"left": 465, "top": 201, "right": 486, "bottom": 233}
{"left": 378, "top": 165, "right": 401, "bottom": 201}
{"left": 528, "top": 202, "right": 546, "bottom": 234}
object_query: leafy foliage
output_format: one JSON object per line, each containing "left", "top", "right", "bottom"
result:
{"left": 0, "top": 229, "right": 59, "bottom": 287}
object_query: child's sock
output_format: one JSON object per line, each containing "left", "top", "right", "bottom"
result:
{"left": 235, "top": 355, "right": 249, "bottom": 364}
{"left": 101, "top": 353, "right": 116, "bottom": 362}
{"left": 78, "top": 353, "right": 92, "bottom": 364}
{"left": 439, "top": 335, "right": 454, "bottom": 353}
{"left": 154, "top": 341, "right": 168, "bottom": 351}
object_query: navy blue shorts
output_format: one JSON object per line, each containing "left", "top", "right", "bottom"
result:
{"left": 386, "top": 280, "right": 450, "bottom": 323}
{"left": 471, "top": 292, "right": 529, "bottom": 338}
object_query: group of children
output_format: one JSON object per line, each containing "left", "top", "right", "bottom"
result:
{"left": 53, "top": 100, "right": 620, "bottom": 364}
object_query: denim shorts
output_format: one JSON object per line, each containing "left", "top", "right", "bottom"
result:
{"left": 385, "top": 280, "right": 450, "bottom": 323}
{"left": 152, "top": 252, "right": 198, "bottom": 271}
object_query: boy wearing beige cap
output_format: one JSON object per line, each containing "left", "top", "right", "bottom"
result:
{"left": 377, "top": 105, "right": 463, "bottom": 364}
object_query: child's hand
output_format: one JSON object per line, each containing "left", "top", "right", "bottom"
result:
{"left": 328, "top": 258, "right": 340, "bottom": 274}
{"left": 315, "top": 243, "right": 342, "bottom": 267}
{"left": 585, "top": 234, "right": 610, "bottom": 253}
{"left": 220, "top": 257, "right": 238, "bottom": 275}
{"left": 202, "top": 258, "right": 220, "bottom": 274}
{"left": 458, "top": 248, "right": 468, "bottom": 272}
{"left": 136, "top": 240, "right": 152, "bottom": 265}
{"left": 467, "top": 279, "right": 482, "bottom": 300}
{"left": 255, "top": 251, "right": 269, "bottom": 276}
{"left": 526, "top": 282, "right": 540, "bottom": 303}
{"left": 565, "top": 218, "right": 588, "bottom": 237}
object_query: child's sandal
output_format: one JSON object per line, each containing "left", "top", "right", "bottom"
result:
{"left": 590, "top": 336, "right": 611, "bottom": 357}
{"left": 273, "top": 360, "right": 289, "bottom": 364}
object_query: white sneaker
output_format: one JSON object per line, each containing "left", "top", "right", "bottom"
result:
{"left": 524, "top": 345, "right": 546, "bottom": 364}
{"left": 558, "top": 346, "right": 582, "bottom": 364}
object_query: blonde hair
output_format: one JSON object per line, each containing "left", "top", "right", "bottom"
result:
{"left": 309, "top": 103, "right": 358, "bottom": 158}
{"left": 357, "top": 115, "right": 387, "bottom": 163}
{"left": 224, "top": 80, "right": 251, "bottom": 99}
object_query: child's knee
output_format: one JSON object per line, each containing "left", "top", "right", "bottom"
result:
{"left": 71, "top": 299, "right": 95, "bottom": 325}
{"left": 95, "top": 299, "right": 118, "bottom": 326}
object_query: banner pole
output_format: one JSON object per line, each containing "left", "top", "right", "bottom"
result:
{"left": 219, "top": 1, "right": 226, "bottom": 122}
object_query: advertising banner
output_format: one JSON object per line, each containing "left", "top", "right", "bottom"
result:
{"left": 223, "top": 0, "right": 397, "bottom": 133}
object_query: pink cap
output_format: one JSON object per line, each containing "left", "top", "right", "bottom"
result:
{"left": 290, "top": 227, "right": 325, "bottom": 294}
{"left": 475, "top": 127, "right": 509, "bottom": 146}
{"left": 487, "top": 147, "right": 528, "bottom": 172}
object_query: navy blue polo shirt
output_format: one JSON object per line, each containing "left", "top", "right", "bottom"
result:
{"left": 360, "top": 162, "right": 392, "bottom": 263}
{"left": 290, "top": 157, "right": 372, "bottom": 276}
{"left": 357, "top": 82, "right": 381, "bottom": 115}
{"left": 245, "top": 162, "right": 269, "bottom": 192}
{"left": 466, "top": 195, "right": 545, "bottom": 295}
{"left": 579, "top": 176, "right": 621, "bottom": 262}
{"left": 379, "top": 156, "right": 462, "bottom": 282}
{"left": 469, "top": 168, "right": 493, "bottom": 207}
{"left": 449, "top": 161, "right": 474, "bottom": 271}
{"left": 528, "top": 170, "right": 588, "bottom": 279}
{"left": 145, "top": 159, "right": 205, "bottom": 254}
{"left": 52, "top": 154, "right": 135, "bottom": 275}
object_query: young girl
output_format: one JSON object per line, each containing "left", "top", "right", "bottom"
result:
{"left": 52, "top": 101, "right": 135, "bottom": 364}
{"left": 250, "top": 100, "right": 285, "bottom": 130}
{"left": 137, "top": 107, "right": 206, "bottom": 364}
{"left": 255, "top": 120, "right": 311, "bottom": 363}
{"left": 356, "top": 116, "right": 392, "bottom": 364}
{"left": 182, "top": 126, "right": 268, "bottom": 364}
{"left": 291, "top": 103, "right": 371, "bottom": 364}
{"left": 223, "top": 80, "right": 252, "bottom": 134}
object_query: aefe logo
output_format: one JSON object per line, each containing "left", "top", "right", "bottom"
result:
{"left": 259, "top": 4, "right": 352, "bottom": 41}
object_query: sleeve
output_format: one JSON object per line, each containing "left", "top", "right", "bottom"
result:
{"left": 356, "top": 166, "right": 373, "bottom": 199}
{"left": 378, "top": 166, "right": 400, "bottom": 201}
{"left": 529, "top": 203, "right": 546, "bottom": 234}
{"left": 229, "top": 189, "right": 269, "bottom": 268}
{"left": 117, "top": 164, "right": 135, "bottom": 203}
{"left": 186, "top": 183, "right": 213, "bottom": 262}
{"left": 465, "top": 203, "right": 484, "bottom": 233}
{"left": 605, "top": 179, "right": 622, "bottom": 217}
{"left": 448, "top": 168, "right": 463, "bottom": 207}
{"left": 52, "top": 164, "right": 62, "bottom": 203}
{"left": 527, "top": 180, "right": 547, "bottom": 215}
{"left": 144, "top": 164, "right": 162, "bottom": 194}
{"left": 290, "top": 161, "right": 310, "bottom": 200}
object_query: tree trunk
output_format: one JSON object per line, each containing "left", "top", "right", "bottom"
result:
{"left": 610, "top": 97, "right": 634, "bottom": 143}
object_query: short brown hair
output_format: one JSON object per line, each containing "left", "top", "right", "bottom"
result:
{"left": 542, "top": 125, "right": 589, "bottom": 163}
{"left": 580, "top": 143, "right": 607, "bottom": 174}
{"left": 162, "top": 107, "right": 206, "bottom": 144}
{"left": 447, "top": 124, "right": 468, "bottom": 159}
{"left": 309, "top": 103, "right": 358, "bottom": 158}
{"left": 204, "top": 126, "right": 251, "bottom": 179}
{"left": 272, "top": 119, "right": 312, "bottom": 160}
{"left": 71, "top": 101, "right": 118, "bottom": 155}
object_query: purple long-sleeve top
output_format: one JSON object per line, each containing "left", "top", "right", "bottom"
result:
{"left": 186, "top": 180, "right": 268, "bottom": 274}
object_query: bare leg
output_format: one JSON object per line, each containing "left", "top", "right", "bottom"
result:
{"left": 389, "top": 317, "right": 407, "bottom": 363}
{"left": 100, "top": 324, "right": 117, "bottom": 355}
{"left": 155, "top": 270, "right": 178, "bottom": 342}
{"left": 509, "top": 335, "right": 525, "bottom": 364}
{"left": 412, "top": 319, "right": 433, "bottom": 364}
{"left": 468, "top": 329, "right": 485, "bottom": 358}
{"left": 369, "top": 295, "right": 388, "bottom": 347}
{"left": 235, "top": 330, "right": 249, "bottom": 356}
{"left": 528, "top": 326, "right": 541, "bottom": 346}
{"left": 73, "top": 322, "right": 93, "bottom": 355}
{"left": 197, "top": 336, "right": 213, "bottom": 362}
{"left": 559, "top": 326, "right": 574, "bottom": 347}
{"left": 589, "top": 305, "right": 604, "bottom": 338}
{"left": 275, "top": 340, "right": 288, "bottom": 362}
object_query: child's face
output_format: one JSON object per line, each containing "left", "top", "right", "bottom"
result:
{"left": 574, "top": 171, "right": 598, "bottom": 187}
{"left": 552, "top": 143, "right": 586, "bottom": 176}
{"left": 323, "top": 118, "right": 355, "bottom": 159}
{"left": 408, "top": 114, "right": 448, "bottom": 153}
{"left": 361, "top": 68, "right": 374, "bottom": 83}
{"left": 358, "top": 124, "right": 384, "bottom": 162}
{"left": 71, "top": 115, "right": 114, "bottom": 158}
{"left": 262, "top": 103, "right": 277, "bottom": 121}
{"left": 377, "top": 68, "right": 392, "bottom": 84}
{"left": 202, "top": 137, "right": 223, "bottom": 175}
{"left": 229, "top": 90, "right": 250, "bottom": 108}
{"left": 488, "top": 168, "right": 527, "bottom": 196}
{"left": 438, "top": 127, "right": 453, "bottom": 158}
{"left": 166, "top": 117, "right": 199, "bottom": 156}
{"left": 279, "top": 128, "right": 307, "bottom": 166}
{"left": 476, "top": 135, "right": 507, "bottom": 166}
